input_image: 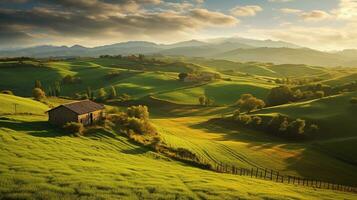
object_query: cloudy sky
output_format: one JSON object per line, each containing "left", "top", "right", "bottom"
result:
{"left": 0, "top": 0, "right": 356, "bottom": 50}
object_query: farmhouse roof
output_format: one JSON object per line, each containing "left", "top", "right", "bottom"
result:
{"left": 47, "top": 100, "right": 104, "bottom": 115}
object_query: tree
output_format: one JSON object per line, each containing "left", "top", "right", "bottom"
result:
{"left": 87, "top": 87, "right": 92, "bottom": 100}
{"left": 251, "top": 116, "right": 262, "bottom": 126}
{"left": 178, "top": 73, "right": 188, "bottom": 81}
{"left": 109, "top": 85, "right": 117, "bottom": 99}
{"left": 96, "top": 88, "right": 107, "bottom": 102}
{"left": 293, "top": 89, "right": 303, "bottom": 100}
{"left": 34, "top": 80, "right": 42, "bottom": 89}
{"left": 205, "top": 97, "right": 214, "bottom": 106}
{"left": 54, "top": 81, "right": 61, "bottom": 97}
{"left": 232, "top": 109, "right": 241, "bottom": 120}
{"left": 267, "top": 85, "right": 294, "bottom": 106}
{"left": 236, "top": 93, "right": 265, "bottom": 112}
{"left": 47, "top": 86, "right": 53, "bottom": 97}
{"left": 287, "top": 118, "right": 306, "bottom": 135}
{"left": 279, "top": 117, "right": 289, "bottom": 132}
{"left": 198, "top": 96, "right": 206, "bottom": 106}
{"left": 32, "top": 88, "right": 46, "bottom": 100}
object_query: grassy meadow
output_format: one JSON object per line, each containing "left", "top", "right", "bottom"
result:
{"left": 0, "top": 57, "right": 357, "bottom": 199}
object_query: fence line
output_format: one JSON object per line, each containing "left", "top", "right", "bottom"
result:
{"left": 192, "top": 154, "right": 357, "bottom": 193}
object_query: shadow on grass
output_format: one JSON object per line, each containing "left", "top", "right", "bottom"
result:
{"left": 0, "top": 118, "right": 67, "bottom": 137}
{"left": 185, "top": 117, "right": 357, "bottom": 185}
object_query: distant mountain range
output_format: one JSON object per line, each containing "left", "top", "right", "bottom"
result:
{"left": 1, "top": 37, "right": 356, "bottom": 67}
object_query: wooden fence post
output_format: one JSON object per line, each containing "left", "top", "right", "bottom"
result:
{"left": 270, "top": 170, "right": 273, "bottom": 180}
{"left": 264, "top": 169, "right": 267, "bottom": 179}
{"left": 276, "top": 172, "right": 279, "bottom": 182}
{"left": 255, "top": 168, "right": 259, "bottom": 178}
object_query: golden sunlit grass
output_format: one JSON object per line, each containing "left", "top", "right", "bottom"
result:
{"left": 1, "top": 96, "right": 355, "bottom": 199}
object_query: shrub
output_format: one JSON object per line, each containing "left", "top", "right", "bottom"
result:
{"left": 96, "top": 88, "right": 107, "bottom": 102}
{"left": 251, "top": 116, "right": 262, "bottom": 126}
{"left": 268, "top": 114, "right": 287, "bottom": 133}
{"left": 232, "top": 109, "right": 241, "bottom": 120}
{"left": 198, "top": 96, "right": 206, "bottom": 106}
{"left": 287, "top": 119, "right": 306, "bottom": 135}
{"left": 350, "top": 97, "right": 357, "bottom": 104}
{"left": 127, "top": 105, "right": 149, "bottom": 120}
{"left": 63, "top": 122, "right": 84, "bottom": 135}
{"left": 1, "top": 90, "right": 13, "bottom": 95}
{"left": 32, "top": 88, "right": 46, "bottom": 100}
{"left": 238, "top": 114, "right": 252, "bottom": 125}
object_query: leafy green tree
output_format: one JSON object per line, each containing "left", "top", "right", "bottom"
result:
{"left": 236, "top": 93, "right": 265, "bottom": 112}
{"left": 87, "top": 87, "right": 92, "bottom": 99}
{"left": 97, "top": 88, "right": 107, "bottom": 102}
{"left": 267, "top": 85, "right": 294, "bottom": 106}
{"left": 232, "top": 109, "right": 241, "bottom": 120}
{"left": 178, "top": 73, "right": 188, "bottom": 81}
{"left": 54, "top": 81, "right": 61, "bottom": 97}
{"left": 279, "top": 117, "right": 289, "bottom": 132}
{"left": 32, "top": 87, "right": 46, "bottom": 100}
{"left": 34, "top": 80, "right": 42, "bottom": 89}
{"left": 287, "top": 119, "right": 306, "bottom": 135}
{"left": 47, "top": 86, "right": 53, "bottom": 97}
{"left": 251, "top": 116, "right": 262, "bottom": 126}
{"left": 198, "top": 95, "right": 206, "bottom": 106}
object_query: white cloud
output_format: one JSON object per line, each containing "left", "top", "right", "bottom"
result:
{"left": 301, "top": 10, "right": 332, "bottom": 21}
{"left": 230, "top": 5, "right": 263, "bottom": 17}
{"left": 333, "top": 0, "right": 357, "bottom": 20}
{"left": 280, "top": 8, "right": 302, "bottom": 14}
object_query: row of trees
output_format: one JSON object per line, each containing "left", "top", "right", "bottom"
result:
{"left": 232, "top": 111, "right": 319, "bottom": 139}
{"left": 267, "top": 85, "right": 326, "bottom": 106}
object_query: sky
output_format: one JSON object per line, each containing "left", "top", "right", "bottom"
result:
{"left": 0, "top": 0, "right": 357, "bottom": 51}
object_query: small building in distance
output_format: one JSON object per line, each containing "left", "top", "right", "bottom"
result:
{"left": 47, "top": 100, "right": 105, "bottom": 126}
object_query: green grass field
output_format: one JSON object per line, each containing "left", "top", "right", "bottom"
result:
{"left": 1, "top": 96, "right": 355, "bottom": 199}
{"left": 155, "top": 80, "right": 273, "bottom": 105}
{"left": 1, "top": 58, "right": 357, "bottom": 199}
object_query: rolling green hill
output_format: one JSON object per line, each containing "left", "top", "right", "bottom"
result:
{"left": 1, "top": 96, "right": 354, "bottom": 199}
{"left": 0, "top": 94, "right": 48, "bottom": 115}
{"left": 155, "top": 80, "right": 273, "bottom": 105}
{"left": 250, "top": 91, "right": 357, "bottom": 165}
